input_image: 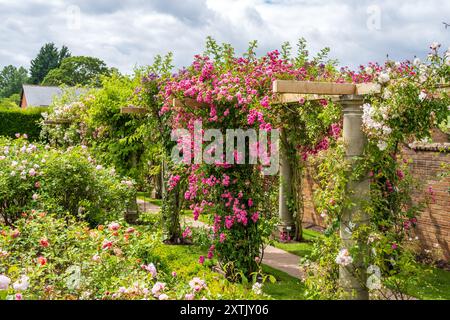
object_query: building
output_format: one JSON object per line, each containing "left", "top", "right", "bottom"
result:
{"left": 19, "top": 84, "right": 86, "bottom": 108}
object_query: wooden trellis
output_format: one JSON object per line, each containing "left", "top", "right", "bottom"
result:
{"left": 43, "top": 119, "right": 73, "bottom": 125}
{"left": 120, "top": 106, "right": 148, "bottom": 114}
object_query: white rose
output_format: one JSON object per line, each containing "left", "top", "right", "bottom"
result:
{"left": 378, "top": 72, "right": 390, "bottom": 84}
{"left": 0, "top": 274, "right": 11, "bottom": 290}
{"left": 12, "top": 275, "right": 29, "bottom": 291}
{"left": 419, "top": 91, "right": 427, "bottom": 102}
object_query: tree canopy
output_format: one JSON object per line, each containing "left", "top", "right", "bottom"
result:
{"left": 0, "top": 65, "right": 28, "bottom": 99}
{"left": 29, "top": 43, "right": 71, "bottom": 84}
{"left": 42, "top": 56, "right": 111, "bottom": 87}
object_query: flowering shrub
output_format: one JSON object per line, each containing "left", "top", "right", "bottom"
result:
{"left": 0, "top": 136, "right": 135, "bottom": 225}
{"left": 0, "top": 213, "right": 263, "bottom": 300}
{"left": 40, "top": 73, "right": 158, "bottom": 188}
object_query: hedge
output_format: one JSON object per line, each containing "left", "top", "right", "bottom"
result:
{"left": 0, "top": 107, "right": 47, "bottom": 140}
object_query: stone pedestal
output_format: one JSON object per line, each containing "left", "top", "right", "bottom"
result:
{"left": 339, "top": 95, "right": 370, "bottom": 300}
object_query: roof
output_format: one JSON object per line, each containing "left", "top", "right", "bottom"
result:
{"left": 20, "top": 85, "right": 87, "bottom": 107}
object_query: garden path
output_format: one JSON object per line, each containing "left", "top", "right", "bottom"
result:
{"left": 136, "top": 198, "right": 305, "bottom": 279}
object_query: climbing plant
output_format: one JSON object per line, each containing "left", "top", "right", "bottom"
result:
{"left": 304, "top": 44, "right": 450, "bottom": 299}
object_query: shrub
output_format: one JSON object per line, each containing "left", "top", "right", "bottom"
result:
{"left": 0, "top": 106, "right": 46, "bottom": 140}
{"left": 0, "top": 137, "right": 135, "bottom": 226}
{"left": 0, "top": 213, "right": 263, "bottom": 300}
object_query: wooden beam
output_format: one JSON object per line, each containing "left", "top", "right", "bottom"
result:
{"left": 273, "top": 80, "right": 356, "bottom": 95}
{"left": 273, "top": 80, "right": 381, "bottom": 97}
{"left": 173, "top": 97, "right": 209, "bottom": 108}
{"left": 355, "top": 83, "right": 381, "bottom": 95}
{"left": 120, "top": 107, "right": 148, "bottom": 114}
{"left": 273, "top": 93, "right": 341, "bottom": 104}
{"left": 43, "top": 119, "right": 72, "bottom": 125}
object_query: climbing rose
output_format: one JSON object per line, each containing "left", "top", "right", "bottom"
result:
{"left": 335, "top": 249, "right": 353, "bottom": 266}
{"left": 182, "top": 227, "right": 192, "bottom": 238}
{"left": 0, "top": 274, "right": 11, "bottom": 290}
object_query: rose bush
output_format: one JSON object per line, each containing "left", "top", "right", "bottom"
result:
{"left": 0, "top": 211, "right": 265, "bottom": 300}
{"left": 0, "top": 136, "right": 135, "bottom": 226}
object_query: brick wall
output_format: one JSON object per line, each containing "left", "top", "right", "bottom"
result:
{"left": 301, "top": 146, "right": 450, "bottom": 260}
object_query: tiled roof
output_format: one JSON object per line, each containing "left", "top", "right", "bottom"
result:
{"left": 21, "top": 85, "right": 86, "bottom": 107}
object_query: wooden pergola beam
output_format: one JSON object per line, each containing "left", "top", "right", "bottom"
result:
{"left": 172, "top": 97, "right": 209, "bottom": 109}
{"left": 43, "top": 119, "right": 72, "bottom": 125}
{"left": 273, "top": 80, "right": 381, "bottom": 96}
{"left": 120, "top": 107, "right": 148, "bottom": 114}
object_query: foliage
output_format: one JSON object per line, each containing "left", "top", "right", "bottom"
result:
{"left": 158, "top": 38, "right": 344, "bottom": 276}
{"left": 42, "top": 56, "right": 111, "bottom": 87}
{"left": 0, "top": 65, "right": 29, "bottom": 99}
{"left": 0, "top": 106, "right": 46, "bottom": 140}
{"left": 305, "top": 44, "right": 450, "bottom": 299}
{"left": 0, "top": 137, "right": 135, "bottom": 226}
{"left": 0, "top": 213, "right": 265, "bottom": 300}
{"left": 40, "top": 72, "right": 155, "bottom": 187}
{"left": 29, "top": 43, "right": 71, "bottom": 84}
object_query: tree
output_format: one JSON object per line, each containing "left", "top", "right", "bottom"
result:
{"left": 0, "top": 93, "right": 20, "bottom": 109}
{"left": 29, "top": 43, "right": 71, "bottom": 84}
{"left": 0, "top": 65, "right": 29, "bottom": 98}
{"left": 42, "top": 56, "right": 111, "bottom": 87}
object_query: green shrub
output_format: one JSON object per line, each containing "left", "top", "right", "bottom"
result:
{"left": 0, "top": 137, "right": 136, "bottom": 226}
{"left": 0, "top": 107, "right": 46, "bottom": 140}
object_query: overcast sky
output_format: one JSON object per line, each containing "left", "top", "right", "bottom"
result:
{"left": 0, "top": 0, "right": 449, "bottom": 74}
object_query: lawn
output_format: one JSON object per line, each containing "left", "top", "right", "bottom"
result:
{"left": 274, "top": 228, "right": 321, "bottom": 258}
{"left": 261, "top": 265, "right": 306, "bottom": 300}
{"left": 137, "top": 192, "right": 162, "bottom": 207}
{"left": 406, "top": 264, "right": 450, "bottom": 300}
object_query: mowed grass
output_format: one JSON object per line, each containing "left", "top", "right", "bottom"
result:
{"left": 261, "top": 265, "right": 306, "bottom": 300}
{"left": 136, "top": 192, "right": 162, "bottom": 207}
{"left": 406, "top": 264, "right": 450, "bottom": 300}
{"left": 273, "top": 228, "right": 321, "bottom": 258}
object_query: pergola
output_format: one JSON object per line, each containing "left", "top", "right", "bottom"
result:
{"left": 120, "top": 80, "right": 449, "bottom": 299}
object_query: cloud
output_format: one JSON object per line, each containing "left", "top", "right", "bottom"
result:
{"left": 0, "top": 0, "right": 448, "bottom": 74}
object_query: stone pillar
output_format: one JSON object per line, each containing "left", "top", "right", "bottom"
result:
{"left": 278, "top": 129, "right": 295, "bottom": 235}
{"left": 339, "top": 95, "right": 370, "bottom": 300}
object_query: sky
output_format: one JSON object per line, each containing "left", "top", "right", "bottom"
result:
{"left": 0, "top": 0, "right": 449, "bottom": 74}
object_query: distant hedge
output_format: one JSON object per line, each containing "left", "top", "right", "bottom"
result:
{"left": 0, "top": 107, "right": 47, "bottom": 140}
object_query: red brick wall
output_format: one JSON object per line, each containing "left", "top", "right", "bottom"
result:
{"left": 301, "top": 147, "right": 450, "bottom": 260}
{"left": 20, "top": 93, "right": 27, "bottom": 109}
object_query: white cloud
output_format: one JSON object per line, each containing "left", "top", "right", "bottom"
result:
{"left": 0, "top": 0, "right": 448, "bottom": 74}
